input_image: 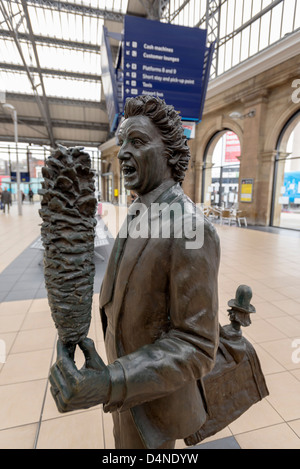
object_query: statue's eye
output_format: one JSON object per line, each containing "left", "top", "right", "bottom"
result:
{"left": 131, "top": 138, "right": 143, "bottom": 147}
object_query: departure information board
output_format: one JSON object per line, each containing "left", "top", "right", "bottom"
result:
{"left": 123, "top": 15, "right": 208, "bottom": 121}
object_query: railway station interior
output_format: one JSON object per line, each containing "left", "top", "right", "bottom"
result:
{"left": 0, "top": 0, "right": 300, "bottom": 450}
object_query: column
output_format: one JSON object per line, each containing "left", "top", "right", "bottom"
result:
{"left": 239, "top": 91, "right": 269, "bottom": 225}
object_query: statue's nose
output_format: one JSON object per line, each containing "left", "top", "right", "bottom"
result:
{"left": 117, "top": 145, "right": 131, "bottom": 161}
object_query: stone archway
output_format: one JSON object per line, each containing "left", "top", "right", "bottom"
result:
{"left": 265, "top": 104, "right": 300, "bottom": 154}
{"left": 271, "top": 110, "right": 300, "bottom": 229}
{"left": 194, "top": 118, "right": 243, "bottom": 203}
{"left": 201, "top": 128, "right": 242, "bottom": 208}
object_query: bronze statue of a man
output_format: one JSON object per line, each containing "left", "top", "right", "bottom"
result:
{"left": 49, "top": 95, "right": 220, "bottom": 449}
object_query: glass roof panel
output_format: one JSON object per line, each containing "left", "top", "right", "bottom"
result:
{"left": 1, "top": 38, "right": 22, "bottom": 65}
{"left": 35, "top": 44, "right": 101, "bottom": 74}
{"left": 0, "top": 70, "right": 34, "bottom": 94}
{"left": 43, "top": 75, "right": 101, "bottom": 100}
{"left": 27, "top": 6, "right": 104, "bottom": 44}
{"left": 60, "top": 0, "right": 129, "bottom": 13}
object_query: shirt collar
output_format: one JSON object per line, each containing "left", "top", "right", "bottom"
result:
{"left": 139, "top": 179, "right": 176, "bottom": 207}
{"left": 127, "top": 179, "right": 176, "bottom": 216}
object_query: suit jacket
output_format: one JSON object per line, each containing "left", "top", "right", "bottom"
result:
{"left": 1, "top": 190, "right": 11, "bottom": 204}
{"left": 99, "top": 183, "right": 220, "bottom": 449}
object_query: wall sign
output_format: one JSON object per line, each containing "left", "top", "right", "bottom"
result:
{"left": 240, "top": 178, "right": 254, "bottom": 203}
{"left": 123, "top": 15, "right": 210, "bottom": 121}
{"left": 10, "top": 171, "right": 30, "bottom": 183}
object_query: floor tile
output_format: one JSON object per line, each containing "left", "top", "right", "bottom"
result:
{"left": 253, "top": 343, "right": 285, "bottom": 375}
{"left": 4, "top": 291, "right": 39, "bottom": 302}
{"left": 36, "top": 409, "right": 104, "bottom": 449}
{"left": 272, "top": 299, "right": 300, "bottom": 316}
{"left": 291, "top": 369, "right": 300, "bottom": 381}
{"left": 0, "top": 331, "right": 17, "bottom": 358}
{"left": 266, "top": 316, "right": 300, "bottom": 338}
{"left": 228, "top": 398, "right": 283, "bottom": 435}
{"left": 261, "top": 275, "right": 297, "bottom": 289}
{"left": 10, "top": 327, "right": 57, "bottom": 354}
{"left": 260, "top": 338, "right": 300, "bottom": 371}
{"left": 276, "top": 286, "right": 300, "bottom": 301}
{"left": 0, "top": 314, "right": 26, "bottom": 334}
{"left": 0, "top": 300, "right": 32, "bottom": 316}
{"left": 0, "top": 423, "right": 38, "bottom": 449}
{"left": 0, "top": 349, "right": 53, "bottom": 385}
{"left": 0, "top": 379, "right": 47, "bottom": 430}
{"left": 241, "top": 318, "right": 286, "bottom": 343}
{"left": 254, "top": 301, "right": 290, "bottom": 320}
{"left": 235, "top": 423, "right": 300, "bottom": 449}
{"left": 21, "top": 311, "right": 54, "bottom": 331}
{"left": 265, "top": 372, "right": 300, "bottom": 421}
{"left": 251, "top": 288, "right": 288, "bottom": 302}
{"left": 288, "top": 419, "right": 300, "bottom": 438}
{"left": 28, "top": 298, "right": 51, "bottom": 314}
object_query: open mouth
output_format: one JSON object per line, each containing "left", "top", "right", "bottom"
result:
{"left": 122, "top": 164, "right": 136, "bottom": 177}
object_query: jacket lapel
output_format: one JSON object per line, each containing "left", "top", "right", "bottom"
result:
{"left": 99, "top": 183, "right": 184, "bottom": 309}
{"left": 99, "top": 213, "right": 133, "bottom": 308}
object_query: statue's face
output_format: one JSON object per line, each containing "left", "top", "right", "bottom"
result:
{"left": 117, "top": 115, "right": 172, "bottom": 195}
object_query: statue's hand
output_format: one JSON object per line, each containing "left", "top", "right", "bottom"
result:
{"left": 49, "top": 338, "right": 110, "bottom": 413}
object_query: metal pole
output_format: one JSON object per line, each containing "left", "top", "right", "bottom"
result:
{"left": 3, "top": 103, "right": 22, "bottom": 215}
{"left": 97, "top": 150, "right": 100, "bottom": 198}
{"left": 13, "top": 108, "right": 22, "bottom": 216}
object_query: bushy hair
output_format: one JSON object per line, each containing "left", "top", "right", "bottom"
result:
{"left": 124, "top": 95, "right": 190, "bottom": 182}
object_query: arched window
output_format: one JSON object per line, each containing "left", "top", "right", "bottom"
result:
{"left": 202, "top": 130, "right": 241, "bottom": 209}
{"left": 271, "top": 112, "right": 300, "bottom": 230}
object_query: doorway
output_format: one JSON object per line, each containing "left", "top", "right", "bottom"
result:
{"left": 202, "top": 130, "right": 241, "bottom": 209}
{"left": 271, "top": 112, "right": 300, "bottom": 230}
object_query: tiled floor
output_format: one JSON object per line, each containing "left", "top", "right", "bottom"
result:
{"left": 0, "top": 202, "right": 300, "bottom": 449}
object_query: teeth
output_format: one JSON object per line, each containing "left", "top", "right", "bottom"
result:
{"left": 123, "top": 166, "right": 136, "bottom": 175}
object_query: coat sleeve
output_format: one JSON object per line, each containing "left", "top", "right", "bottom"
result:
{"left": 104, "top": 217, "right": 220, "bottom": 413}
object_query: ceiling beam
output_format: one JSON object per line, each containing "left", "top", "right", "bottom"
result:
{"left": 25, "top": 0, "right": 124, "bottom": 22}
{"left": 5, "top": 92, "right": 106, "bottom": 110}
{"left": 168, "top": 0, "right": 191, "bottom": 22}
{"left": 0, "top": 115, "right": 109, "bottom": 131}
{"left": 0, "top": 28, "right": 101, "bottom": 51}
{"left": 0, "top": 134, "right": 105, "bottom": 147}
{"left": 0, "top": 62, "right": 101, "bottom": 81}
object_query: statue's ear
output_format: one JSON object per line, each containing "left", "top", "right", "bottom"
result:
{"left": 167, "top": 153, "right": 181, "bottom": 167}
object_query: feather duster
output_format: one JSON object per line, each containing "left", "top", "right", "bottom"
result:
{"left": 39, "top": 145, "right": 97, "bottom": 345}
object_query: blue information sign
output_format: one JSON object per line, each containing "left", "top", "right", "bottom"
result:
{"left": 10, "top": 171, "right": 30, "bottom": 183}
{"left": 123, "top": 15, "right": 208, "bottom": 121}
{"left": 101, "top": 26, "right": 120, "bottom": 132}
{"left": 283, "top": 171, "right": 300, "bottom": 203}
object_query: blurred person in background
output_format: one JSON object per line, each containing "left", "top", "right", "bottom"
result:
{"left": 29, "top": 188, "right": 34, "bottom": 204}
{"left": 1, "top": 187, "right": 12, "bottom": 213}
